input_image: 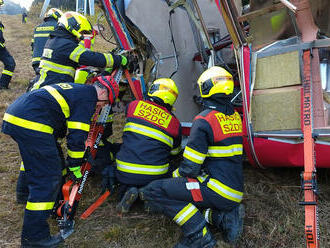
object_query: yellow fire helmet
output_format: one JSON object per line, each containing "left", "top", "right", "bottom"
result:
{"left": 197, "top": 66, "right": 234, "bottom": 98}
{"left": 148, "top": 78, "right": 179, "bottom": 107}
{"left": 58, "top": 11, "right": 93, "bottom": 40}
{"left": 44, "top": 8, "right": 63, "bottom": 21}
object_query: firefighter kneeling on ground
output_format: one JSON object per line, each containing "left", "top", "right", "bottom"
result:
{"left": 114, "top": 78, "right": 182, "bottom": 213}
{"left": 1, "top": 76, "right": 119, "bottom": 248}
{"left": 140, "top": 66, "right": 245, "bottom": 248}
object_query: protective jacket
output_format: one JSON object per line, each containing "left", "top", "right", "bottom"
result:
{"left": 32, "top": 27, "right": 122, "bottom": 90}
{"left": 0, "top": 21, "right": 16, "bottom": 89}
{"left": 175, "top": 98, "right": 244, "bottom": 201}
{"left": 31, "top": 17, "right": 58, "bottom": 72}
{"left": 3, "top": 83, "right": 97, "bottom": 167}
{"left": 116, "top": 99, "right": 182, "bottom": 186}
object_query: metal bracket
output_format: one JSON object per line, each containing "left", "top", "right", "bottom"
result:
{"left": 299, "top": 171, "right": 319, "bottom": 206}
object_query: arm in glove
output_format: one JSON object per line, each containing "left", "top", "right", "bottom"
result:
{"left": 101, "top": 165, "right": 116, "bottom": 192}
{"left": 69, "top": 166, "right": 83, "bottom": 183}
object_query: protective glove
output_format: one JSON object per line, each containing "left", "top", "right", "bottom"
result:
{"left": 120, "top": 55, "right": 128, "bottom": 68}
{"left": 69, "top": 166, "right": 82, "bottom": 183}
{"left": 101, "top": 165, "right": 116, "bottom": 192}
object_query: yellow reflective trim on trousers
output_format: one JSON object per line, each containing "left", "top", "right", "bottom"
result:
{"left": 32, "top": 57, "right": 41, "bottom": 62}
{"left": 44, "top": 86, "right": 70, "bottom": 118}
{"left": 103, "top": 53, "right": 114, "bottom": 67}
{"left": 172, "top": 168, "right": 181, "bottom": 178}
{"left": 67, "top": 149, "right": 85, "bottom": 159}
{"left": 26, "top": 201, "right": 55, "bottom": 211}
{"left": 67, "top": 121, "right": 90, "bottom": 132}
{"left": 173, "top": 203, "right": 198, "bottom": 226}
{"left": 20, "top": 161, "right": 25, "bottom": 171}
{"left": 207, "top": 144, "right": 243, "bottom": 157}
{"left": 170, "top": 146, "right": 181, "bottom": 155}
{"left": 183, "top": 146, "right": 206, "bottom": 164}
{"left": 124, "top": 122, "right": 173, "bottom": 147}
{"left": 207, "top": 178, "right": 243, "bottom": 203}
{"left": 2, "top": 69, "right": 13, "bottom": 76}
{"left": 34, "top": 33, "right": 50, "bottom": 38}
{"left": 3, "top": 113, "right": 54, "bottom": 134}
{"left": 116, "top": 159, "right": 169, "bottom": 175}
{"left": 62, "top": 168, "right": 67, "bottom": 176}
{"left": 40, "top": 60, "right": 75, "bottom": 78}
{"left": 69, "top": 45, "right": 86, "bottom": 63}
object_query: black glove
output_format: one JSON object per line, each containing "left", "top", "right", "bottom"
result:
{"left": 101, "top": 165, "right": 116, "bottom": 192}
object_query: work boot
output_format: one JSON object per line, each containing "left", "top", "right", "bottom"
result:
{"left": 116, "top": 187, "right": 138, "bottom": 213}
{"left": 174, "top": 227, "right": 216, "bottom": 248}
{"left": 207, "top": 204, "right": 245, "bottom": 244}
{"left": 21, "top": 233, "right": 64, "bottom": 248}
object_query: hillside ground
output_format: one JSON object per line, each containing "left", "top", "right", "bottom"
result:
{"left": 0, "top": 11, "right": 330, "bottom": 248}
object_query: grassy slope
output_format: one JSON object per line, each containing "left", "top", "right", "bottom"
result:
{"left": 0, "top": 13, "right": 330, "bottom": 248}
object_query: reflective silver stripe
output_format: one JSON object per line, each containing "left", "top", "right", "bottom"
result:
{"left": 40, "top": 60, "right": 75, "bottom": 77}
{"left": 170, "top": 146, "right": 181, "bottom": 155}
{"left": 172, "top": 168, "right": 180, "bottom": 178}
{"left": 2, "top": 70, "right": 13, "bottom": 76}
{"left": 69, "top": 45, "right": 86, "bottom": 63}
{"left": 207, "top": 144, "right": 243, "bottom": 157}
{"left": 116, "top": 159, "right": 169, "bottom": 175}
{"left": 34, "top": 33, "right": 50, "bottom": 38}
{"left": 103, "top": 53, "right": 114, "bottom": 67}
{"left": 207, "top": 178, "right": 243, "bottom": 203}
{"left": 173, "top": 203, "right": 198, "bottom": 226}
{"left": 124, "top": 122, "right": 173, "bottom": 147}
{"left": 0, "top": 43, "right": 4, "bottom": 48}
{"left": 183, "top": 146, "right": 206, "bottom": 164}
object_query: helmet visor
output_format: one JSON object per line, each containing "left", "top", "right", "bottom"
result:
{"left": 149, "top": 84, "right": 178, "bottom": 98}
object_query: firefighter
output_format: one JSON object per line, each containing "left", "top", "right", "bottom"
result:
{"left": 115, "top": 78, "right": 182, "bottom": 213}
{"left": 31, "top": 8, "right": 63, "bottom": 75}
{"left": 1, "top": 76, "right": 119, "bottom": 247}
{"left": 140, "top": 67, "right": 245, "bottom": 247}
{"left": 30, "top": 11, "right": 127, "bottom": 90}
{"left": 0, "top": 0, "right": 16, "bottom": 89}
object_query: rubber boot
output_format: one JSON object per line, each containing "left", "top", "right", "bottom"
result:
{"left": 205, "top": 204, "right": 245, "bottom": 244}
{"left": 16, "top": 170, "right": 29, "bottom": 204}
{"left": 174, "top": 226, "right": 216, "bottom": 248}
{"left": 116, "top": 187, "right": 138, "bottom": 213}
{"left": 21, "top": 233, "right": 64, "bottom": 248}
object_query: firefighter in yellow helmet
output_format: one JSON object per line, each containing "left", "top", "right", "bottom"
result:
{"left": 0, "top": 0, "right": 16, "bottom": 89}
{"left": 140, "top": 66, "right": 245, "bottom": 247}
{"left": 30, "top": 11, "right": 127, "bottom": 91}
{"left": 115, "top": 78, "right": 182, "bottom": 214}
{"left": 31, "top": 8, "right": 63, "bottom": 75}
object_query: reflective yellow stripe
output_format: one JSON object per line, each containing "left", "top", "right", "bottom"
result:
{"left": 173, "top": 203, "right": 198, "bottom": 226}
{"left": 20, "top": 161, "right": 25, "bottom": 171}
{"left": 69, "top": 45, "right": 86, "bottom": 63}
{"left": 32, "top": 57, "right": 41, "bottom": 62}
{"left": 103, "top": 53, "right": 114, "bottom": 67}
{"left": 183, "top": 146, "right": 206, "bottom": 164}
{"left": 67, "top": 149, "right": 85, "bottom": 159}
{"left": 0, "top": 43, "right": 5, "bottom": 48}
{"left": 26, "top": 201, "right": 55, "bottom": 211}
{"left": 207, "top": 178, "right": 243, "bottom": 203}
{"left": 3, "top": 113, "right": 53, "bottom": 134}
{"left": 36, "top": 26, "right": 54, "bottom": 32}
{"left": 44, "top": 86, "right": 70, "bottom": 118}
{"left": 170, "top": 146, "right": 181, "bottom": 155}
{"left": 207, "top": 144, "right": 243, "bottom": 157}
{"left": 67, "top": 121, "right": 90, "bottom": 132}
{"left": 40, "top": 60, "right": 75, "bottom": 78}
{"left": 32, "top": 68, "right": 47, "bottom": 90}
{"left": 197, "top": 174, "right": 208, "bottom": 183}
{"left": 172, "top": 168, "right": 181, "bottom": 178}
{"left": 124, "top": 122, "right": 173, "bottom": 147}
{"left": 116, "top": 159, "right": 169, "bottom": 175}
{"left": 2, "top": 70, "right": 13, "bottom": 76}
{"left": 62, "top": 168, "right": 67, "bottom": 176}
{"left": 34, "top": 33, "right": 50, "bottom": 38}
{"left": 106, "top": 114, "right": 114, "bottom": 123}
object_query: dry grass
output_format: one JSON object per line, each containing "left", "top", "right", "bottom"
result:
{"left": 1, "top": 13, "right": 330, "bottom": 248}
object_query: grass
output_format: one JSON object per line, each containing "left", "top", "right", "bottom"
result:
{"left": 1, "top": 10, "right": 330, "bottom": 248}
